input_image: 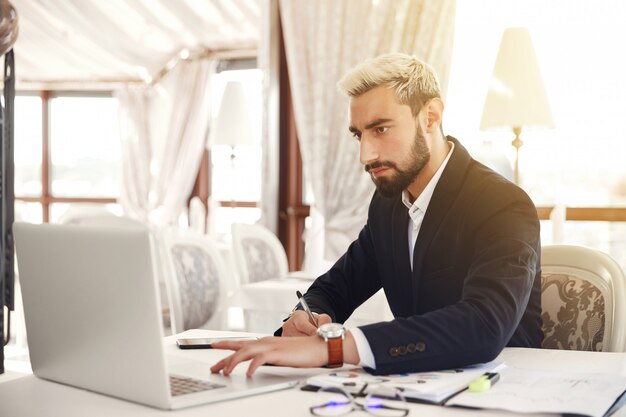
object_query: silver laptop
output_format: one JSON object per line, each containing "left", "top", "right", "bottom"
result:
{"left": 14, "top": 222, "right": 299, "bottom": 410}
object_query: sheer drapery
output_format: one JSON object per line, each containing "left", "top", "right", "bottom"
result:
{"left": 115, "top": 59, "right": 215, "bottom": 226}
{"left": 115, "top": 84, "right": 153, "bottom": 220}
{"left": 279, "top": 0, "right": 457, "bottom": 261}
{"left": 258, "top": 0, "right": 281, "bottom": 234}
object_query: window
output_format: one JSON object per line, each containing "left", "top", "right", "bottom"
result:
{"left": 14, "top": 92, "right": 122, "bottom": 223}
{"left": 206, "top": 65, "right": 263, "bottom": 235}
{"left": 49, "top": 96, "right": 121, "bottom": 198}
{"left": 446, "top": 0, "right": 626, "bottom": 269}
{"left": 14, "top": 96, "right": 42, "bottom": 198}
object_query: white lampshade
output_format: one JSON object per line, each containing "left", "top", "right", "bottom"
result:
{"left": 480, "top": 27, "right": 554, "bottom": 130}
{"left": 211, "top": 81, "right": 254, "bottom": 147}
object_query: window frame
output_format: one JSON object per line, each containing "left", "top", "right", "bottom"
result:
{"left": 536, "top": 207, "right": 626, "bottom": 222}
{"left": 14, "top": 90, "right": 117, "bottom": 223}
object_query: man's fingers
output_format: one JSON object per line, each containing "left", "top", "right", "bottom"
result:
{"left": 210, "top": 336, "right": 327, "bottom": 378}
{"left": 222, "top": 351, "right": 249, "bottom": 376}
{"left": 283, "top": 322, "right": 308, "bottom": 337}
{"left": 210, "top": 354, "right": 244, "bottom": 376}
{"left": 210, "top": 340, "right": 248, "bottom": 350}
{"left": 210, "top": 357, "right": 229, "bottom": 374}
{"left": 284, "top": 311, "right": 333, "bottom": 336}
{"left": 246, "top": 354, "right": 269, "bottom": 378}
{"left": 215, "top": 340, "right": 272, "bottom": 376}
{"left": 293, "top": 314, "right": 318, "bottom": 335}
{"left": 210, "top": 350, "right": 248, "bottom": 376}
{"left": 317, "top": 314, "right": 332, "bottom": 326}
{"left": 283, "top": 311, "right": 314, "bottom": 336}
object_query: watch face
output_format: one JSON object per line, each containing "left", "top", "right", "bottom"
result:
{"left": 318, "top": 323, "right": 345, "bottom": 338}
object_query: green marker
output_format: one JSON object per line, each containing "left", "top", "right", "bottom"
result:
{"left": 468, "top": 372, "right": 500, "bottom": 393}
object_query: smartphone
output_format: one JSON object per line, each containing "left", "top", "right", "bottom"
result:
{"left": 176, "top": 337, "right": 258, "bottom": 349}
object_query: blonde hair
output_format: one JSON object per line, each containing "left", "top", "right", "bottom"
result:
{"left": 337, "top": 53, "right": 441, "bottom": 117}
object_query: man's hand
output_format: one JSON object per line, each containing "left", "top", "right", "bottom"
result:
{"left": 210, "top": 336, "right": 326, "bottom": 377}
{"left": 281, "top": 310, "right": 332, "bottom": 336}
{"left": 210, "top": 332, "right": 360, "bottom": 377}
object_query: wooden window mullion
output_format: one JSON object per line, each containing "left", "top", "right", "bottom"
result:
{"left": 41, "top": 90, "right": 50, "bottom": 223}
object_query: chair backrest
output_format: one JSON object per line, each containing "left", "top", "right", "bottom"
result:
{"left": 159, "top": 227, "right": 227, "bottom": 334}
{"left": 56, "top": 204, "right": 120, "bottom": 223}
{"left": 188, "top": 196, "right": 207, "bottom": 234}
{"left": 57, "top": 206, "right": 145, "bottom": 229}
{"left": 231, "top": 223, "right": 288, "bottom": 284}
{"left": 65, "top": 215, "right": 147, "bottom": 229}
{"left": 541, "top": 245, "right": 626, "bottom": 352}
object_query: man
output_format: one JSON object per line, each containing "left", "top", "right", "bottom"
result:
{"left": 211, "top": 53, "right": 543, "bottom": 377}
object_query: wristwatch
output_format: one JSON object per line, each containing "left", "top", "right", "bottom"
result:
{"left": 317, "top": 323, "right": 345, "bottom": 368}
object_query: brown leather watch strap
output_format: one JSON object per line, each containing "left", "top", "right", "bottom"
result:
{"left": 326, "top": 336, "right": 343, "bottom": 368}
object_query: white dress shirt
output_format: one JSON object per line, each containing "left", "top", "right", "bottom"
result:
{"left": 351, "top": 141, "right": 455, "bottom": 369}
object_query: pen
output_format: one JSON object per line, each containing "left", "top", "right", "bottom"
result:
{"left": 468, "top": 372, "right": 500, "bottom": 393}
{"left": 296, "top": 290, "right": 318, "bottom": 327}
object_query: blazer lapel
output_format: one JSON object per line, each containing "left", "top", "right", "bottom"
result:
{"left": 411, "top": 137, "right": 472, "bottom": 309}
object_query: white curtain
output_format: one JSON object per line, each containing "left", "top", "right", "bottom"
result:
{"left": 279, "top": 0, "right": 457, "bottom": 261}
{"left": 115, "top": 84, "right": 153, "bottom": 220}
{"left": 258, "top": 0, "right": 281, "bottom": 234}
{"left": 115, "top": 59, "right": 215, "bottom": 226}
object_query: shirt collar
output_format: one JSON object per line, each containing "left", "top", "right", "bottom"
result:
{"left": 402, "top": 141, "right": 455, "bottom": 226}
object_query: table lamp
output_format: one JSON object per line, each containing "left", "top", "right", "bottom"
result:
{"left": 480, "top": 27, "right": 554, "bottom": 185}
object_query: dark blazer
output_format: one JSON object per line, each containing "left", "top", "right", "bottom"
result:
{"left": 302, "top": 137, "right": 543, "bottom": 375}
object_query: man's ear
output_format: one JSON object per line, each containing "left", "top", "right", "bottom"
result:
{"left": 423, "top": 98, "right": 444, "bottom": 133}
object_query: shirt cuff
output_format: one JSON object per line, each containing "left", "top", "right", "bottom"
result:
{"left": 350, "top": 327, "right": 376, "bottom": 370}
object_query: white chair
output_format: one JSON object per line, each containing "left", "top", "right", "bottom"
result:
{"left": 541, "top": 245, "right": 626, "bottom": 352}
{"left": 61, "top": 215, "right": 146, "bottom": 229}
{"left": 57, "top": 205, "right": 146, "bottom": 230}
{"left": 188, "top": 196, "right": 207, "bottom": 234}
{"left": 55, "top": 204, "right": 126, "bottom": 225}
{"left": 229, "top": 224, "right": 395, "bottom": 332}
{"left": 231, "top": 223, "right": 290, "bottom": 284}
{"left": 231, "top": 223, "right": 313, "bottom": 333}
{"left": 159, "top": 227, "right": 229, "bottom": 334}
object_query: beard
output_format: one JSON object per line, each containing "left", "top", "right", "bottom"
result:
{"left": 365, "top": 126, "right": 430, "bottom": 198}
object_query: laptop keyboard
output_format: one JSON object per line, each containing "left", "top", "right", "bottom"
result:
{"left": 169, "top": 375, "right": 226, "bottom": 397}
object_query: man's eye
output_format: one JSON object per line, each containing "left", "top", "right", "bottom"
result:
{"left": 376, "top": 127, "right": 389, "bottom": 134}
{"left": 352, "top": 132, "right": 362, "bottom": 141}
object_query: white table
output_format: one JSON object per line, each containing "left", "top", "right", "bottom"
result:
{"left": 226, "top": 278, "right": 395, "bottom": 330}
{"left": 2, "top": 329, "right": 626, "bottom": 417}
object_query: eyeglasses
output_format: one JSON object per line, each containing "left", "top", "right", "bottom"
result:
{"left": 309, "top": 385, "right": 409, "bottom": 417}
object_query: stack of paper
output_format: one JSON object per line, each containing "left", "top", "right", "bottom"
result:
{"left": 446, "top": 366, "right": 626, "bottom": 417}
{"left": 306, "top": 362, "right": 626, "bottom": 417}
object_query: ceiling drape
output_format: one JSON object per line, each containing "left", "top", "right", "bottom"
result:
{"left": 11, "top": 0, "right": 260, "bottom": 86}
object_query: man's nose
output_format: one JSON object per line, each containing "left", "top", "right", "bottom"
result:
{"left": 359, "top": 135, "right": 379, "bottom": 166}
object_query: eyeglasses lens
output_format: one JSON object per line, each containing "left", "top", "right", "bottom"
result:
{"left": 310, "top": 387, "right": 353, "bottom": 416}
{"left": 364, "top": 389, "right": 409, "bottom": 417}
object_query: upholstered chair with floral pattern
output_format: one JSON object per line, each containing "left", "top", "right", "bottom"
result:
{"left": 541, "top": 245, "right": 626, "bottom": 352}
{"left": 160, "top": 227, "right": 228, "bottom": 334}
{"left": 229, "top": 223, "right": 297, "bottom": 333}
{"left": 231, "top": 223, "right": 289, "bottom": 284}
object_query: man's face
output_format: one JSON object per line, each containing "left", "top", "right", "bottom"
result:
{"left": 349, "top": 86, "right": 430, "bottom": 197}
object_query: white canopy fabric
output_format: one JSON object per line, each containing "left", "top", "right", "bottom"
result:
{"left": 10, "top": 0, "right": 260, "bottom": 88}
